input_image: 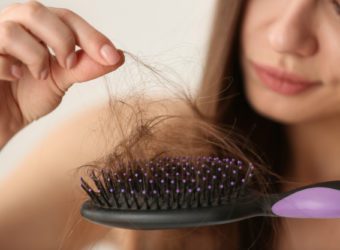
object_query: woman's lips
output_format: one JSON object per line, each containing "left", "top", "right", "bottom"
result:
{"left": 251, "top": 61, "right": 321, "bottom": 95}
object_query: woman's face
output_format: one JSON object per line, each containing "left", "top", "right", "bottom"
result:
{"left": 240, "top": 0, "right": 340, "bottom": 124}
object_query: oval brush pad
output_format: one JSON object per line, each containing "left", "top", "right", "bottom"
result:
{"left": 80, "top": 156, "right": 261, "bottom": 229}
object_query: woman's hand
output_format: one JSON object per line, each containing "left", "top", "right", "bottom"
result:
{"left": 0, "top": 1, "right": 124, "bottom": 147}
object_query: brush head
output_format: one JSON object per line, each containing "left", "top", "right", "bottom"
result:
{"left": 80, "top": 156, "right": 261, "bottom": 229}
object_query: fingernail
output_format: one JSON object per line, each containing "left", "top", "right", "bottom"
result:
{"left": 40, "top": 68, "right": 49, "bottom": 80}
{"left": 11, "top": 65, "right": 23, "bottom": 79}
{"left": 100, "top": 44, "right": 121, "bottom": 65}
{"left": 66, "top": 52, "right": 77, "bottom": 69}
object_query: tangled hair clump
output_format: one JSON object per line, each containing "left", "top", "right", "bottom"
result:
{"left": 81, "top": 92, "right": 277, "bottom": 194}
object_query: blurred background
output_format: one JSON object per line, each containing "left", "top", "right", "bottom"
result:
{"left": 0, "top": 0, "right": 216, "bottom": 177}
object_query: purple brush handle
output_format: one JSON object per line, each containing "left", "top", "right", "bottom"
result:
{"left": 272, "top": 187, "right": 340, "bottom": 218}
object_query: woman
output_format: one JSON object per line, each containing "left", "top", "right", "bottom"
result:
{"left": 1, "top": 0, "right": 340, "bottom": 249}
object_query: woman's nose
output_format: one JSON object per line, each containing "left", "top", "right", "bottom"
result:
{"left": 267, "top": 2, "right": 318, "bottom": 57}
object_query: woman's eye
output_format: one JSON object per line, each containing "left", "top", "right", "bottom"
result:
{"left": 331, "top": 0, "right": 340, "bottom": 15}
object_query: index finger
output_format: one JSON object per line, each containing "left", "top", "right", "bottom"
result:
{"left": 48, "top": 7, "right": 122, "bottom": 66}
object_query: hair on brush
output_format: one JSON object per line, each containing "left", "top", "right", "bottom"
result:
{"left": 78, "top": 94, "right": 275, "bottom": 229}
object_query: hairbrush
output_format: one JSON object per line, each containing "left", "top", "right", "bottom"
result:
{"left": 80, "top": 156, "right": 340, "bottom": 230}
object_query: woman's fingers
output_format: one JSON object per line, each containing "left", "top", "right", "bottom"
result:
{"left": 49, "top": 7, "right": 121, "bottom": 66}
{"left": 53, "top": 49, "right": 124, "bottom": 91}
{"left": 1, "top": 1, "right": 121, "bottom": 70}
{"left": 0, "top": 1, "right": 76, "bottom": 70}
{"left": 0, "top": 55, "right": 23, "bottom": 81}
{"left": 0, "top": 21, "right": 50, "bottom": 80}
{"left": 0, "top": 0, "right": 125, "bottom": 95}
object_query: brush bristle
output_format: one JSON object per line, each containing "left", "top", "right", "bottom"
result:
{"left": 80, "top": 156, "right": 255, "bottom": 210}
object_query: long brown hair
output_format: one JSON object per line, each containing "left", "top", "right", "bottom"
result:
{"left": 198, "top": 0, "right": 290, "bottom": 248}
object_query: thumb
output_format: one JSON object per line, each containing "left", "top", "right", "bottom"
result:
{"left": 52, "top": 49, "right": 125, "bottom": 91}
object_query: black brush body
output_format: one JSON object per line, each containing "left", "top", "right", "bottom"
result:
{"left": 80, "top": 156, "right": 340, "bottom": 229}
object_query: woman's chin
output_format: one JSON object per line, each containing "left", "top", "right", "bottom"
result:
{"left": 251, "top": 102, "right": 304, "bottom": 124}
{"left": 244, "top": 87, "right": 316, "bottom": 125}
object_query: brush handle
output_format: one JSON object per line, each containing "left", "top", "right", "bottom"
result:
{"left": 269, "top": 180, "right": 340, "bottom": 218}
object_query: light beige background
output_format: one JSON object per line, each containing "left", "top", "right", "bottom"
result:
{"left": 0, "top": 1, "right": 216, "bottom": 179}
